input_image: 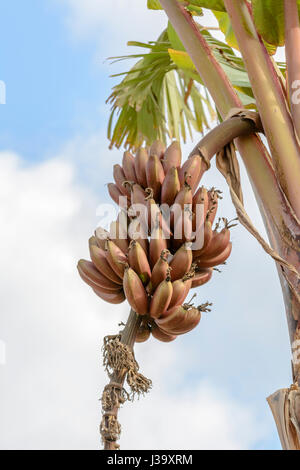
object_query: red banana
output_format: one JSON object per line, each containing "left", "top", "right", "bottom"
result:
{"left": 207, "top": 188, "right": 220, "bottom": 224}
{"left": 128, "top": 218, "right": 149, "bottom": 256}
{"left": 146, "top": 154, "right": 165, "bottom": 200}
{"left": 117, "top": 209, "right": 129, "bottom": 235}
{"left": 130, "top": 183, "right": 147, "bottom": 206}
{"left": 113, "top": 164, "right": 130, "bottom": 197}
{"left": 169, "top": 272, "right": 194, "bottom": 309}
{"left": 93, "top": 287, "right": 125, "bottom": 304}
{"left": 128, "top": 240, "right": 151, "bottom": 285}
{"left": 123, "top": 267, "right": 149, "bottom": 315}
{"left": 173, "top": 182, "right": 193, "bottom": 210}
{"left": 79, "top": 270, "right": 122, "bottom": 295}
{"left": 172, "top": 207, "right": 193, "bottom": 250}
{"left": 149, "top": 223, "right": 168, "bottom": 269}
{"left": 191, "top": 268, "right": 213, "bottom": 288}
{"left": 193, "top": 186, "right": 208, "bottom": 219}
{"left": 156, "top": 305, "right": 201, "bottom": 335}
{"left": 149, "top": 277, "right": 173, "bottom": 319}
{"left": 169, "top": 242, "right": 193, "bottom": 281}
{"left": 171, "top": 182, "right": 192, "bottom": 228}
{"left": 161, "top": 167, "right": 180, "bottom": 206}
{"left": 146, "top": 249, "right": 170, "bottom": 294}
{"left": 105, "top": 239, "right": 127, "bottom": 279}
{"left": 150, "top": 140, "right": 165, "bottom": 159}
{"left": 89, "top": 237, "right": 123, "bottom": 285}
{"left": 122, "top": 151, "right": 137, "bottom": 182}
{"left": 200, "top": 227, "right": 230, "bottom": 260}
{"left": 107, "top": 183, "right": 128, "bottom": 208}
{"left": 109, "top": 221, "right": 128, "bottom": 255}
{"left": 179, "top": 155, "right": 202, "bottom": 193}
{"left": 78, "top": 259, "right": 121, "bottom": 291}
{"left": 135, "top": 321, "right": 151, "bottom": 343}
{"left": 151, "top": 323, "right": 177, "bottom": 342}
{"left": 134, "top": 148, "right": 148, "bottom": 187}
{"left": 192, "top": 221, "right": 213, "bottom": 258}
{"left": 132, "top": 233, "right": 149, "bottom": 257}
{"left": 162, "top": 141, "right": 181, "bottom": 174}
{"left": 94, "top": 226, "right": 109, "bottom": 250}
{"left": 146, "top": 191, "right": 171, "bottom": 239}
{"left": 195, "top": 242, "right": 232, "bottom": 269}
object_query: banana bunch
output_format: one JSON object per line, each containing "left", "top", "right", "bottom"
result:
{"left": 77, "top": 140, "right": 233, "bottom": 342}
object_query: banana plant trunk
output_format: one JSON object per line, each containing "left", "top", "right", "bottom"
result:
{"left": 101, "top": 309, "right": 142, "bottom": 450}
{"left": 160, "top": 0, "right": 300, "bottom": 450}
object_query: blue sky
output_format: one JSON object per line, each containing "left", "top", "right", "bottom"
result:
{"left": 0, "top": 1, "right": 107, "bottom": 161}
{"left": 0, "top": 0, "right": 292, "bottom": 450}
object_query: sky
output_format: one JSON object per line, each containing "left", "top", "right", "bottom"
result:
{"left": 0, "top": 0, "right": 292, "bottom": 450}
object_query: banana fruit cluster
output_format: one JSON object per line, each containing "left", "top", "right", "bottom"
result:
{"left": 77, "top": 141, "right": 233, "bottom": 342}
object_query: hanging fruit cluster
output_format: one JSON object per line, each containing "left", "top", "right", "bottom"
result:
{"left": 78, "top": 141, "right": 234, "bottom": 342}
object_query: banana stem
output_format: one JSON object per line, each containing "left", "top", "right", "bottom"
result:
{"left": 159, "top": 0, "right": 240, "bottom": 116}
{"left": 188, "top": 113, "right": 263, "bottom": 161}
{"left": 160, "top": 0, "right": 300, "bottom": 347}
{"left": 101, "top": 309, "right": 142, "bottom": 450}
{"left": 284, "top": 0, "right": 300, "bottom": 141}
{"left": 158, "top": 0, "right": 283, "bottom": 232}
{"left": 224, "top": 0, "right": 300, "bottom": 220}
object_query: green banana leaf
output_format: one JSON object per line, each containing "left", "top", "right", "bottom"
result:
{"left": 214, "top": 10, "right": 277, "bottom": 55}
{"left": 167, "top": 22, "right": 185, "bottom": 51}
{"left": 107, "top": 29, "right": 215, "bottom": 149}
{"left": 251, "top": 0, "right": 300, "bottom": 47}
{"left": 188, "top": 0, "right": 225, "bottom": 12}
{"left": 147, "top": 0, "right": 224, "bottom": 12}
{"left": 147, "top": 0, "right": 163, "bottom": 10}
{"left": 107, "top": 20, "right": 285, "bottom": 149}
{"left": 214, "top": 11, "right": 239, "bottom": 51}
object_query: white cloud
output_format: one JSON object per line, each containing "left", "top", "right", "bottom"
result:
{"left": 0, "top": 151, "right": 270, "bottom": 449}
{"left": 57, "top": 0, "right": 167, "bottom": 53}
{"left": 64, "top": 0, "right": 165, "bottom": 37}
{"left": 55, "top": 0, "right": 220, "bottom": 62}
{"left": 120, "top": 378, "right": 263, "bottom": 450}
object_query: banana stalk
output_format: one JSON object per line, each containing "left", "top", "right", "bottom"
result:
{"left": 284, "top": 0, "right": 300, "bottom": 142}
{"left": 224, "top": 0, "right": 300, "bottom": 219}
{"left": 101, "top": 309, "right": 143, "bottom": 450}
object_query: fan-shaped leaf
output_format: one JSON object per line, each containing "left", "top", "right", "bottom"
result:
{"left": 107, "top": 22, "right": 285, "bottom": 149}
{"left": 107, "top": 30, "right": 214, "bottom": 149}
{"left": 168, "top": 49, "right": 197, "bottom": 74}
